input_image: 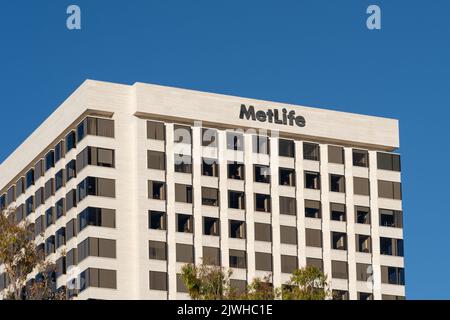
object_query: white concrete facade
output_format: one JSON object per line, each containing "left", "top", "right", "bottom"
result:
{"left": 0, "top": 80, "right": 405, "bottom": 300}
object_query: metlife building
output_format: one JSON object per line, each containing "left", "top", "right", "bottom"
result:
{"left": 0, "top": 80, "right": 405, "bottom": 300}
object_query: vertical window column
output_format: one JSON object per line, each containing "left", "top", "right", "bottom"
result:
{"left": 244, "top": 133, "right": 256, "bottom": 282}
{"left": 344, "top": 147, "right": 358, "bottom": 299}
{"left": 270, "top": 136, "right": 282, "bottom": 289}
{"left": 369, "top": 150, "right": 382, "bottom": 300}
{"left": 164, "top": 123, "right": 177, "bottom": 299}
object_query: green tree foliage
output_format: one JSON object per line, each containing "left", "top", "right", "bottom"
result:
{"left": 181, "top": 261, "right": 330, "bottom": 300}
{"left": 0, "top": 209, "right": 65, "bottom": 300}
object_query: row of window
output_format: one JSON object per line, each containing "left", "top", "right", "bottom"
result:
{"left": 148, "top": 180, "right": 402, "bottom": 215}
{"left": 0, "top": 117, "right": 114, "bottom": 209}
{"left": 146, "top": 121, "right": 401, "bottom": 167}
{"left": 146, "top": 250, "right": 405, "bottom": 290}
{"left": 148, "top": 214, "right": 403, "bottom": 256}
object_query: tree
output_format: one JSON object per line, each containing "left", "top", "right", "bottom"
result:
{"left": 282, "top": 266, "right": 331, "bottom": 300}
{"left": 0, "top": 209, "right": 65, "bottom": 300}
{"left": 180, "top": 261, "right": 233, "bottom": 300}
{"left": 181, "top": 261, "right": 330, "bottom": 300}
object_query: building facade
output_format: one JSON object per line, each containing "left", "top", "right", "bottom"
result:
{"left": 0, "top": 80, "right": 405, "bottom": 300}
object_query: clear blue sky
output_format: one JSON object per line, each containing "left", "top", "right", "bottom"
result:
{"left": 0, "top": 0, "right": 448, "bottom": 299}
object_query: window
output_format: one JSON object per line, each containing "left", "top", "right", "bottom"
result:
{"left": 45, "top": 236, "right": 56, "bottom": 256}
{"left": 55, "top": 199, "right": 65, "bottom": 220}
{"left": 305, "top": 200, "right": 321, "bottom": 219}
{"left": 45, "top": 207, "right": 55, "bottom": 227}
{"left": 331, "top": 232, "right": 347, "bottom": 250}
{"left": 305, "top": 229, "right": 322, "bottom": 247}
{"left": 44, "top": 178, "right": 55, "bottom": 200}
{"left": 228, "top": 162, "right": 245, "bottom": 180}
{"left": 202, "top": 158, "right": 218, "bottom": 177}
{"left": 304, "top": 171, "right": 320, "bottom": 189}
{"left": 333, "top": 290, "right": 349, "bottom": 300}
{"left": 45, "top": 150, "right": 55, "bottom": 172}
{"left": 279, "top": 197, "right": 296, "bottom": 215}
{"left": 358, "top": 292, "right": 373, "bottom": 300}
{"left": 378, "top": 180, "right": 402, "bottom": 200}
{"left": 377, "top": 152, "right": 401, "bottom": 172}
{"left": 149, "top": 241, "right": 167, "bottom": 260}
{"left": 77, "top": 147, "right": 115, "bottom": 172}
{"left": 66, "top": 160, "right": 76, "bottom": 182}
{"left": 203, "top": 217, "right": 220, "bottom": 236}
{"left": 78, "top": 238, "right": 116, "bottom": 262}
{"left": 380, "top": 237, "right": 404, "bottom": 256}
{"left": 0, "top": 194, "right": 5, "bottom": 211}
{"left": 66, "top": 247, "right": 78, "bottom": 268}
{"left": 279, "top": 139, "right": 295, "bottom": 157}
{"left": 35, "top": 187, "right": 44, "bottom": 209}
{"left": 228, "top": 191, "right": 245, "bottom": 209}
{"left": 353, "top": 149, "right": 369, "bottom": 167}
{"left": 177, "top": 214, "right": 193, "bottom": 233}
{"left": 149, "top": 271, "right": 168, "bottom": 291}
{"left": 26, "top": 169, "right": 35, "bottom": 189}
{"left": 281, "top": 255, "right": 298, "bottom": 274}
{"left": 202, "top": 128, "right": 217, "bottom": 147}
{"left": 56, "top": 227, "right": 66, "bottom": 248}
{"left": 78, "top": 207, "right": 116, "bottom": 231}
{"left": 175, "top": 184, "right": 192, "bottom": 203}
{"left": 177, "top": 274, "right": 188, "bottom": 293}
{"left": 176, "top": 244, "right": 194, "bottom": 263}
{"left": 77, "top": 177, "right": 116, "bottom": 202}
{"left": 34, "top": 215, "right": 45, "bottom": 237}
{"left": 328, "top": 146, "right": 344, "bottom": 164}
{"left": 254, "top": 193, "right": 271, "bottom": 212}
{"left": 16, "top": 177, "right": 25, "bottom": 198}
{"left": 255, "top": 252, "right": 272, "bottom": 271}
{"left": 79, "top": 117, "right": 114, "bottom": 139}
{"left": 26, "top": 196, "right": 34, "bottom": 215}
{"left": 55, "top": 141, "right": 64, "bottom": 164}
{"left": 355, "top": 206, "right": 371, "bottom": 224}
{"left": 229, "top": 250, "right": 246, "bottom": 269}
{"left": 34, "top": 160, "right": 43, "bottom": 182}
{"left": 329, "top": 174, "right": 345, "bottom": 193}
{"left": 356, "top": 234, "right": 372, "bottom": 253}
{"left": 330, "top": 203, "right": 346, "bottom": 222}
{"left": 56, "top": 257, "right": 66, "bottom": 278}
{"left": 147, "top": 121, "right": 165, "bottom": 140}
{"left": 279, "top": 168, "right": 295, "bottom": 186}
{"left": 202, "top": 187, "right": 219, "bottom": 206}
{"left": 227, "top": 132, "right": 244, "bottom": 151}
{"left": 173, "top": 124, "right": 191, "bottom": 144}
{"left": 354, "top": 177, "right": 370, "bottom": 196}
{"left": 332, "top": 261, "right": 348, "bottom": 279}
{"left": 303, "top": 143, "right": 320, "bottom": 161}
{"left": 80, "top": 268, "right": 117, "bottom": 291}
{"left": 66, "top": 189, "right": 77, "bottom": 212}
{"left": 149, "top": 211, "right": 166, "bottom": 230}
{"left": 146, "top": 150, "right": 165, "bottom": 170}
{"left": 66, "top": 219, "right": 77, "bottom": 241}
{"left": 306, "top": 258, "right": 323, "bottom": 272}
{"left": 229, "top": 220, "right": 245, "bottom": 239}
{"left": 255, "top": 223, "right": 272, "bottom": 242}
{"left": 382, "top": 294, "right": 405, "bottom": 300}
{"left": 252, "top": 135, "right": 270, "bottom": 154}
{"left": 381, "top": 266, "right": 405, "bottom": 285}
{"left": 15, "top": 205, "right": 24, "bottom": 224}
{"left": 55, "top": 169, "right": 65, "bottom": 191}
{"left": 379, "top": 209, "right": 403, "bottom": 228}
{"left": 203, "top": 247, "right": 220, "bottom": 266}
{"left": 230, "top": 280, "right": 247, "bottom": 295}
{"left": 148, "top": 181, "right": 166, "bottom": 200}
{"left": 254, "top": 165, "right": 270, "bottom": 183}
{"left": 280, "top": 226, "right": 297, "bottom": 245}
{"left": 7, "top": 186, "right": 15, "bottom": 205}
{"left": 65, "top": 131, "right": 76, "bottom": 153}
{"left": 174, "top": 154, "right": 192, "bottom": 173}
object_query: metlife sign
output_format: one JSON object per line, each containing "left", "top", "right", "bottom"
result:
{"left": 239, "top": 104, "right": 306, "bottom": 128}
